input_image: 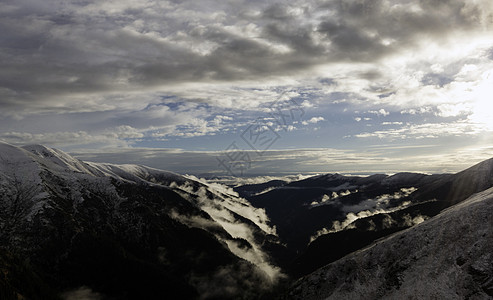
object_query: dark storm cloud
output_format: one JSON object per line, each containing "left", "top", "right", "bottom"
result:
{"left": 0, "top": 0, "right": 491, "bottom": 113}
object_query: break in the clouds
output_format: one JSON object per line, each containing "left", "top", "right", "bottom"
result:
{"left": 1, "top": 0, "right": 493, "bottom": 175}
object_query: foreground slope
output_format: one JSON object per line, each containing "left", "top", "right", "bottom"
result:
{"left": 0, "top": 142, "right": 282, "bottom": 299}
{"left": 287, "top": 186, "right": 493, "bottom": 299}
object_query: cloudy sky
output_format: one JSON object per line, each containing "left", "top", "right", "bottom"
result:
{"left": 1, "top": 0, "right": 493, "bottom": 176}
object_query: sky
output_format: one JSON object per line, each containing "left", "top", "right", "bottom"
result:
{"left": 1, "top": 0, "right": 493, "bottom": 176}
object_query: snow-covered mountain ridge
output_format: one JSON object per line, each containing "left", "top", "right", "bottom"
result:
{"left": 0, "top": 142, "right": 282, "bottom": 299}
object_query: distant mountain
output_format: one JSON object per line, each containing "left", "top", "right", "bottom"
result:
{"left": 237, "top": 158, "right": 493, "bottom": 278}
{"left": 234, "top": 179, "right": 288, "bottom": 198}
{"left": 0, "top": 142, "right": 283, "bottom": 299}
{"left": 286, "top": 186, "right": 493, "bottom": 299}
{"left": 239, "top": 172, "right": 440, "bottom": 256}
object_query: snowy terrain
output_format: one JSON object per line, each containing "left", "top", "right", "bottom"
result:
{"left": 287, "top": 186, "right": 493, "bottom": 299}
{"left": 2, "top": 141, "right": 493, "bottom": 299}
{"left": 0, "top": 142, "right": 283, "bottom": 299}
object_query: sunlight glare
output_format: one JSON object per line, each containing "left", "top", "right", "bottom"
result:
{"left": 469, "top": 70, "right": 493, "bottom": 131}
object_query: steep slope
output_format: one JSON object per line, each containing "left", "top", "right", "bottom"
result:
{"left": 287, "top": 186, "right": 493, "bottom": 299}
{"left": 411, "top": 157, "right": 493, "bottom": 207}
{"left": 290, "top": 200, "right": 442, "bottom": 277}
{"left": 0, "top": 142, "right": 282, "bottom": 299}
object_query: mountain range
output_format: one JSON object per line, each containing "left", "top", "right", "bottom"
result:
{"left": 0, "top": 142, "right": 492, "bottom": 299}
{"left": 0, "top": 142, "right": 282, "bottom": 299}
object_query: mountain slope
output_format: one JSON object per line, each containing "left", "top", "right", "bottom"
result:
{"left": 411, "top": 157, "right": 493, "bottom": 207}
{"left": 0, "top": 142, "right": 282, "bottom": 299}
{"left": 238, "top": 158, "right": 493, "bottom": 278}
{"left": 241, "top": 171, "right": 447, "bottom": 264}
{"left": 290, "top": 199, "right": 442, "bottom": 278}
{"left": 286, "top": 186, "right": 493, "bottom": 299}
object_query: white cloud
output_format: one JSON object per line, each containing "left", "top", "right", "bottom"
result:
{"left": 368, "top": 109, "right": 389, "bottom": 116}
{"left": 355, "top": 120, "right": 487, "bottom": 140}
{"left": 310, "top": 188, "right": 418, "bottom": 242}
{"left": 400, "top": 107, "right": 433, "bottom": 115}
{"left": 302, "top": 116, "right": 325, "bottom": 125}
{"left": 308, "top": 116, "right": 324, "bottom": 123}
{"left": 168, "top": 180, "right": 283, "bottom": 282}
{"left": 435, "top": 103, "right": 471, "bottom": 118}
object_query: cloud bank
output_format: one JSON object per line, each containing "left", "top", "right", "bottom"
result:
{"left": 70, "top": 145, "right": 493, "bottom": 176}
{"left": 1, "top": 0, "right": 493, "bottom": 173}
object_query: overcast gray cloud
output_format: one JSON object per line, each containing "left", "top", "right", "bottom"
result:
{"left": 1, "top": 0, "right": 492, "bottom": 110}
{"left": 1, "top": 0, "right": 493, "bottom": 175}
